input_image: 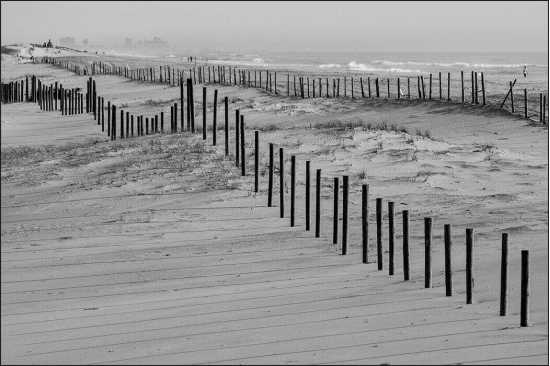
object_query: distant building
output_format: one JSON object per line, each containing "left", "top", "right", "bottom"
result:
{"left": 59, "top": 37, "right": 76, "bottom": 47}
{"left": 124, "top": 37, "right": 133, "bottom": 48}
{"left": 143, "top": 36, "right": 168, "bottom": 48}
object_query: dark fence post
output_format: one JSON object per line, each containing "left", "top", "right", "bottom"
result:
{"left": 444, "top": 224, "right": 452, "bottom": 296}
{"left": 290, "top": 155, "right": 295, "bottom": 227}
{"left": 305, "top": 161, "right": 310, "bottom": 231}
{"left": 461, "top": 71, "right": 464, "bottom": 103}
{"left": 224, "top": 97, "right": 229, "bottom": 155}
{"left": 481, "top": 72, "right": 485, "bottom": 105}
{"left": 425, "top": 217, "right": 432, "bottom": 288}
{"left": 388, "top": 201, "right": 394, "bottom": 275}
{"left": 403, "top": 210, "right": 410, "bottom": 280}
{"left": 213, "top": 89, "right": 218, "bottom": 145}
{"left": 180, "top": 79, "right": 184, "bottom": 131}
{"left": 520, "top": 250, "right": 529, "bottom": 327}
{"left": 279, "top": 147, "right": 284, "bottom": 218}
{"left": 376, "top": 198, "right": 383, "bottom": 270}
{"left": 333, "top": 177, "right": 339, "bottom": 245}
{"left": 254, "top": 131, "right": 259, "bottom": 192}
{"left": 500, "top": 233, "right": 508, "bottom": 316}
{"left": 342, "top": 175, "right": 348, "bottom": 255}
{"left": 362, "top": 184, "right": 369, "bottom": 264}
{"left": 466, "top": 228, "right": 473, "bottom": 304}
{"left": 240, "top": 116, "right": 245, "bottom": 176}
{"left": 235, "top": 109, "right": 240, "bottom": 166}
{"left": 315, "top": 169, "right": 321, "bottom": 238}
{"left": 523, "top": 89, "right": 527, "bottom": 118}
{"left": 202, "top": 87, "right": 207, "bottom": 140}
{"left": 268, "top": 143, "right": 273, "bottom": 207}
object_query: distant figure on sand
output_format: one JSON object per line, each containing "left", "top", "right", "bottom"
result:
{"left": 523, "top": 65, "right": 528, "bottom": 77}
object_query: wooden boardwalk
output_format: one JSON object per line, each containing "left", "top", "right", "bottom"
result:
{"left": 2, "top": 167, "right": 547, "bottom": 364}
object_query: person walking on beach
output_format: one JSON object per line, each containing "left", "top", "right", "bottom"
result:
{"left": 523, "top": 65, "right": 528, "bottom": 77}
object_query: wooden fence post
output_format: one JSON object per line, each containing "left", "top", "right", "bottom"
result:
{"left": 521, "top": 250, "right": 529, "bottom": 327}
{"left": 202, "top": 87, "right": 207, "bottom": 140}
{"left": 524, "top": 89, "right": 528, "bottom": 118}
{"left": 315, "top": 169, "right": 321, "bottom": 238}
{"left": 279, "top": 147, "right": 284, "bottom": 218}
{"left": 447, "top": 72, "right": 451, "bottom": 101}
{"left": 510, "top": 81, "right": 514, "bottom": 113}
{"left": 180, "top": 79, "right": 184, "bottom": 131}
{"left": 224, "top": 97, "right": 229, "bottom": 155}
{"left": 461, "top": 71, "right": 464, "bottom": 103}
{"left": 362, "top": 184, "right": 369, "bottom": 264}
{"left": 388, "top": 201, "right": 394, "bottom": 275}
{"left": 376, "top": 197, "right": 383, "bottom": 270}
{"left": 425, "top": 217, "right": 432, "bottom": 288}
{"left": 254, "top": 131, "right": 259, "bottom": 192}
{"left": 240, "top": 116, "right": 245, "bottom": 176}
{"left": 305, "top": 161, "right": 310, "bottom": 231}
{"left": 291, "top": 155, "right": 296, "bottom": 227}
{"left": 342, "top": 175, "right": 348, "bottom": 255}
{"left": 480, "top": 72, "right": 485, "bottom": 105}
{"left": 213, "top": 89, "right": 218, "bottom": 145}
{"left": 333, "top": 177, "right": 339, "bottom": 245}
{"left": 268, "top": 143, "right": 273, "bottom": 207}
{"left": 235, "top": 109, "right": 240, "bottom": 166}
{"left": 402, "top": 210, "right": 410, "bottom": 280}
{"left": 498, "top": 235, "right": 511, "bottom": 308}
{"left": 444, "top": 224, "right": 452, "bottom": 296}
{"left": 429, "top": 74, "right": 432, "bottom": 100}
{"left": 466, "top": 228, "right": 473, "bottom": 304}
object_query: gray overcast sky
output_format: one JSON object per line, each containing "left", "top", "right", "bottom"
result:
{"left": 1, "top": 1, "right": 548, "bottom": 52}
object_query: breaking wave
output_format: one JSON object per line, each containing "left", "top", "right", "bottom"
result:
{"left": 371, "top": 60, "right": 541, "bottom": 69}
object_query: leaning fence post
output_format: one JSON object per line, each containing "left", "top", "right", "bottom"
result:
{"left": 362, "top": 184, "right": 369, "bottom": 264}
{"left": 521, "top": 250, "right": 529, "bottom": 327}
{"left": 444, "top": 224, "right": 452, "bottom": 296}
{"left": 425, "top": 217, "right": 432, "bottom": 288}
{"left": 466, "top": 228, "right": 473, "bottom": 304}
{"left": 376, "top": 198, "right": 383, "bottom": 270}
{"left": 510, "top": 81, "right": 515, "bottom": 113}
{"left": 315, "top": 169, "right": 321, "bottom": 238}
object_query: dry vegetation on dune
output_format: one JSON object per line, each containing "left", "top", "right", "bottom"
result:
{"left": 1, "top": 134, "right": 241, "bottom": 192}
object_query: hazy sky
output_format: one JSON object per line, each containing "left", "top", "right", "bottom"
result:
{"left": 1, "top": 1, "right": 548, "bottom": 53}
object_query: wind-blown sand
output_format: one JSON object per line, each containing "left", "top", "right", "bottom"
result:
{"left": 1, "top": 57, "right": 548, "bottom": 364}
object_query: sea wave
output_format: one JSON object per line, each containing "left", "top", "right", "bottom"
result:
{"left": 346, "top": 61, "right": 421, "bottom": 74}
{"left": 319, "top": 63, "right": 342, "bottom": 69}
{"left": 371, "top": 59, "right": 542, "bottom": 69}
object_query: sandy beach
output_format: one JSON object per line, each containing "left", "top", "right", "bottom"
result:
{"left": 1, "top": 44, "right": 548, "bottom": 364}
